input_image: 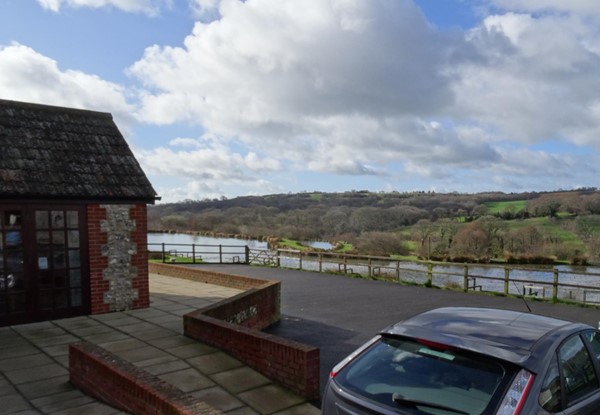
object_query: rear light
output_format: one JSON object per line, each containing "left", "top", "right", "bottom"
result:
{"left": 496, "top": 369, "right": 535, "bottom": 415}
{"left": 329, "top": 335, "right": 381, "bottom": 379}
{"left": 416, "top": 338, "right": 456, "bottom": 351}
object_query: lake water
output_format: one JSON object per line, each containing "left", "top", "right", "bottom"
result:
{"left": 147, "top": 232, "right": 266, "bottom": 262}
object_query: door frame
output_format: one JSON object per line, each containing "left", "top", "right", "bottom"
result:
{"left": 0, "top": 203, "right": 90, "bottom": 326}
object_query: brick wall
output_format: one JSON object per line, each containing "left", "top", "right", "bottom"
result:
{"left": 130, "top": 204, "right": 150, "bottom": 309}
{"left": 88, "top": 203, "right": 150, "bottom": 315}
{"left": 69, "top": 342, "right": 222, "bottom": 415}
{"left": 152, "top": 265, "right": 320, "bottom": 400}
{"left": 185, "top": 313, "right": 320, "bottom": 400}
{"left": 88, "top": 204, "right": 109, "bottom": 314}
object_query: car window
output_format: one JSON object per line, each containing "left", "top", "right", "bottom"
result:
{"left": 559, "top": 334, "right": 599, "bottom": 405}
{"left": 539, "top": 356, "right": 562, "bottom": 412}
{"left": 584, "top": 330, "right": 600, "bottom": 365}
{"left": 334, "top": 336, "right": 510, "bottom": 415}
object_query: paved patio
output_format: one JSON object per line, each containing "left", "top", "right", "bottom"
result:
{"left": 0, "top": 274, "right": 319, "bottom": 415}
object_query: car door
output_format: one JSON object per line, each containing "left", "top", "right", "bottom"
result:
{"left": 539, "top": 331, "right": 600, "bottom": 414}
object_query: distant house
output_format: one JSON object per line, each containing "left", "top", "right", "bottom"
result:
{"left": 0, "top": 99, "right": 158, "bottom": 326}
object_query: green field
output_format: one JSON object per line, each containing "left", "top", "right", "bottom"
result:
{"left": 484, "top": 200, "right": 527, "bottom": 214}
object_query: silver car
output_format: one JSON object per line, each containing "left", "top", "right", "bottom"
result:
{"left": 322, "top": 307, "right": 600, "bottom": 415}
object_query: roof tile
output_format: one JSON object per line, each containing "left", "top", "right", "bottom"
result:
{"left": 0, "top": 99, "right": 158, "bottom": 202}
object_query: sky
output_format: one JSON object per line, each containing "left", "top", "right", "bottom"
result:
{"left": 1, "top": 0, "right": 600, "bottom": 203}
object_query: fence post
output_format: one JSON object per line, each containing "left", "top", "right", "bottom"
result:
{"left": 276, "top": 250, "right": 281, "bottom": 267}
{"left": 299, "top": 252, "right": 303, "bottom": 270}
{"left": 463, "top": 264, "right": 469, "bottom": 292}
{"left": 245, "top": 246, "right": 250, "bottom": 264}
{"left": 192, "top": 244, "right": 196, "bottom": 264}
{"left": 396, "top": 261, "right": 400, "bottom": 281}
{"left": 504, "top": 267, "right": 510, "bottom": 296}
{"left": 318, "top": 254, "right": 322, "bottom": 273}
{"left": 219, "top": 245, "right": 223, "bottom": 264}
{"left": 368, "top": 258, "right": 372, "bottom": 278}
{"left": 344, "top": 256, "right": 348, "bottom": 274}
{"left": 552, "top": 269, "right": 559, "bottom": 302}
{"left": 162, "top": 243, "right": 165, "bottom": 263}
{"left": 427, "top": 262, "right": 433, "bottom": 286}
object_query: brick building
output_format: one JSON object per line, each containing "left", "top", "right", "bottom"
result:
{"left": 0, "top": 99, "right": 158, "bottom": 326}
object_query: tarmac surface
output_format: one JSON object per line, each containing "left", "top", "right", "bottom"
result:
{"left": 0, "top": 273, "right": 319, "bottom": 415}
{"left": 193, "top": 264, "right": 600, "bottom": 397}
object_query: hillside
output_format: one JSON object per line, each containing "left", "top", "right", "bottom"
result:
{"left": 148, "top": 189, "right": 600, "bottom": 264}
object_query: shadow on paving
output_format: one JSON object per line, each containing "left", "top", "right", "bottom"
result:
{"left": 265, "top": 314, "right": 360, "bottom": 404}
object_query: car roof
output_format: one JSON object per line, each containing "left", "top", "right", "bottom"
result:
{"left": 382, "top": 307, "right": 590, "bottom": 367}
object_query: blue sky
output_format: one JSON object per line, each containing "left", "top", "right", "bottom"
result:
{"left": 1, "top": 0, "right": 599, "bottom": 203}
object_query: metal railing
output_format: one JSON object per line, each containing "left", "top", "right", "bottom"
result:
{"left": 147, "top": 242, "right": 249, "bottom": 264}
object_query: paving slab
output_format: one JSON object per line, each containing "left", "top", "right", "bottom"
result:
{"left": 166, "top": 342, "right": 217, "bottom": 359}
{"left": 139, "top": 358, "right": 190, "bottom": 376}
{"left": 0, "top": 353, "right": 55, "bottom": 372}
{"left": 5, "top": 363, "right": 69, "bottom": 385}
{"left": 3, "top": 393, "right": 34, "bottom": 413}
{"left": 187, "top": 351, "right": 244, "bottom": 375}
{"left": 226, "top": 408, "right": 260, "bottom": 415}
{"left": 0, "top": 344, "right": 40, "bottom": 359}
{"left": 273, "top": 404, "right": 321, "bottom": 415}
{"left": 15, "top": 377, "right": 74, "bottom": 400}
{"left": 31, "top": 390, "right": 94, "bottom": 413}
{"left": 210, "top": 366, "right": 271, "bottom": 394}
{"left": 146, "top": 334, "right": 196, "bottom": 349}
{"left": 113, "top": 345, "right": 170, "bottom": 363}
{"left": 238, "top": 384, "right": 305, "bottom": 415}
{"left": 158, "top": 368, "right": 215, "bottom": 392}
{"left": 191, "top": 386, "right": 245, "bottom": 412}
{"left": 81, "top": 330, "right": 131, "bottom": 344}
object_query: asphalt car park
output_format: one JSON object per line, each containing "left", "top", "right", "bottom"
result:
{"left": 192, "top": 264, "right": 600, "bottom": 402}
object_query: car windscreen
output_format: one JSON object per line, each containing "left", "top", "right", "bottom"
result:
{"left": 334, "top": 336, "right": 514, "bottom": 415}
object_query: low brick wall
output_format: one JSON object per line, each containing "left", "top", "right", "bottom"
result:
{"left": 185, "top": 312, "right": 320, "bottom": 400}
{"left": 149, "top": 264, "right": 320, "bottom": 401}
{"left": 69, "top": 342, "right": 222, "bottom": 415}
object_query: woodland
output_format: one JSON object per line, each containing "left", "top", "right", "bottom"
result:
{"left": 148, "top": 188, "right": 600, "bottom": 265}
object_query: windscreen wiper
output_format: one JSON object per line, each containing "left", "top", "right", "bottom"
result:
{"left": 392, "top": 393, "right": 469, "bottom": 415}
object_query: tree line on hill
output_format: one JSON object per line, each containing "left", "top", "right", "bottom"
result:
{"left": 148, "top": 188, "right": 600, "bottom": 264}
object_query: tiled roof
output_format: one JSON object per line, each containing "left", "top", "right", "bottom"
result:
{"left": 0, "top": 99, "right": 158, "bottom": 202}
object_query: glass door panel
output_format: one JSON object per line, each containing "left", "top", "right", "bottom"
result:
{"left": 35, "top": 208, "right": 84, "bottom": 312}
{"left": 0, "top": 210, "right": 26, "bottom": 316}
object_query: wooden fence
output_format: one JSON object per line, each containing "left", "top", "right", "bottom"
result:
{"left": 258, "top": 248, "right": 600, "bottom": 306}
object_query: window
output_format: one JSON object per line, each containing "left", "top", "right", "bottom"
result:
{"left": 0, "top": 210, "right": 25, "bottom": 315}
{"left": 36, "top": 209, "right": 83, "bottom": 310}
{"left": 584, "top": 331, "right": 600, "bottom": 366}
{"left": 335, "top": 336, "right": 510, "bottom": 415}
{"left": 559, "top": 335, "right": 599, "bottom": 405}
{"left": 540, "top": 356, "right": 562, "bottom": 411}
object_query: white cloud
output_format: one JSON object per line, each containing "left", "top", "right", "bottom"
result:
{"left": 491, "top": 0, "right": 600, "bottom": 19}
{"left": 453, "top": 10, "right": 600, "bottom": 148}
{"left": 17, "top": 0, "right": 600, "bottom": 199}
{"left": 130, "top": 0, "right": 490, "bottom": 178}
{"left": 189, "top": 0, "right": 222, "bottom": 20}
{"left": 137, "top": 138, "right": 282, "bottom": 181}
{"left": 37, "top": 0, "right": 170, "bottom": 16}
{"left": 0, "top": 43, "right": 136, "bottom": 129}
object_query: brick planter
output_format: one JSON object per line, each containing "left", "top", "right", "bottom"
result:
{"left": 69, "top": 342, "right": 222, "bottom": 415}
{"left": 149, "top": 264, "right": 320, "bottom": 401}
